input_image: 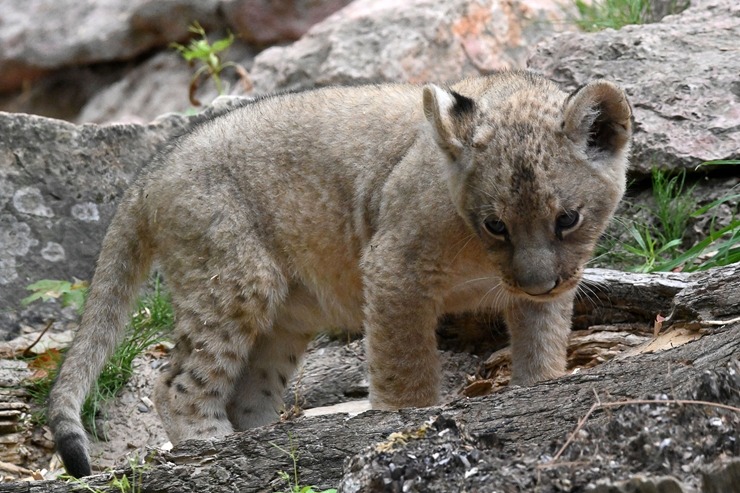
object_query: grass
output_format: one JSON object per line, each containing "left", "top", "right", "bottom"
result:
{"left": 598, "top": 163, "right": 740, "bottom": 273}
{"left": 573, "top": 0, "right": 688, "bottom": 32}
{"left": 574, "top": 0, "right": 649, "bottom": 31}
{"left": 23, "top": 275, "right": 173, "bottom": 438}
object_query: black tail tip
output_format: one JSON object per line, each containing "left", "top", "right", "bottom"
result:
{"left": 57, "top": 433, "right": 92, "bottom": 478}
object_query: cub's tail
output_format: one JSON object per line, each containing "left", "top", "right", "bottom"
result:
{"left": 47, "top": 190, "right": 154, "bottom": 477}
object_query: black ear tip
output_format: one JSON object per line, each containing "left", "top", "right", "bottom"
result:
{"left": 57, "top": 434, "right": 92, "bottom": 478}
{"left": 450, "top": 91, "right": 475, "bottom": 116}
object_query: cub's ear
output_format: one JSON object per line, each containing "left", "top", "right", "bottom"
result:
{"left": 562, "top": 80, "right": 632, "bottom": 160}
{"left": 423, "top": 84, "right": 476, "bottom": 160}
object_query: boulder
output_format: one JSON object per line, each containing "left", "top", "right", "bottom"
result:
{"left": 223, "top": 0, "right": 354, "bottom": 46}
{"left": 0, "top": 0, "right": 223, "bottom": 93}
{"left": 527, "top": 0, "right": 740, "bottom": 175}
{"left": 0, "top": 112, "right": 189, "bottom": 338}
{"left": 75, "top": 53, "right": 196, "bottom": 125}
{"left": 247, "top": 0, "right": 577, "bottom": 95}
{"left": 74, "top": 43, "right": 260, "bottom": 125}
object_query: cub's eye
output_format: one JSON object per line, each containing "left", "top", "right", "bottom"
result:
{"left": 483, "top": 217, "right": 507, "bottom": 237}
{"left": 556, "top": 210, "right": 581, "bottom": 232}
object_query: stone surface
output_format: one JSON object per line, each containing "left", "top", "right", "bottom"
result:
{"left": 0, "top": 112, "right": 190, "bottom": 338}
{"left": 76, "top": 53, "right": 195, "bottom": 125}
{"left": 527, "top": 0, "right": 740, "bottom": 175}
{"left": 223, "top": 0, "right": 353, "bottom": 46}
{"left": 75, "top": 39, "right": 256, "bottom": 124}
{"left": 246, "top": 0, "right": 577, "bottom": 95}
{"left": 0, "top": 0, "right": 223, "bottom": 93}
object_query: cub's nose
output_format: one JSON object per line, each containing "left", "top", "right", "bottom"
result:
{"left": 515, "top": 277, "right": 558, "bottom": 296}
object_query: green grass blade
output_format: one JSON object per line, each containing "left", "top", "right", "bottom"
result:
{"left": 652, "top": 219, "right": 740, "bottom": 272}
{"left": 691, "top": 193, "right": 740, "bottom": 217}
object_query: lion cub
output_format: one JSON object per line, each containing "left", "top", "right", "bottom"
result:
{"left": 48, "top": 71, "right": 631, "bottom": 477}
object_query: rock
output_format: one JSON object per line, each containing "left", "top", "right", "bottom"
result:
{"left": 223, "top": 0, "right": 353, "bottom": 46}
{"left": 246, "top": 0, "right": 577, "bottom": 95}
{"left": 645, "top": 0, "right": 690, "bottom": 22}
{"left": 0, "top": 111, "right": 190, "bottom": 338}
{"left": 0, "top": 95, "right": 254, "bottom": 339}
{"left": 0, "top": 0, "right": 223, "bottom": 93}
{"left": 0, "top": 63, "right": 130, "bottom": 122}
{"left": 76, "top": 39, "right": 258, "bottom": 124}
{"left": 76, "top": 53, "right": 195, "bottom": 125}
{"left": 527, "top": 0, "right": 740, "bottom": 175}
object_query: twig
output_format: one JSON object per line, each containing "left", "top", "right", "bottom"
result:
{"left": 701, "top": 316, "right": 740, "bottom": 326}
{"left": 545, "top": 398, "right": 740, "bottom": 466}
{"left": 0, "top": 460, "right": 35, "bottom": 476}
{"left": 22, "top": 319, "right": 55, "bottom": 357}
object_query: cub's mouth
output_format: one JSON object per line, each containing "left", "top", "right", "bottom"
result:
{"left": 502, "top": 269, "right": 583, "bottom": 302}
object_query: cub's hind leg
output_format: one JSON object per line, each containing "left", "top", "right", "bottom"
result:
{"left": 226, "top": 284, "right": 331, "bottom": 430}
{"left": 154, "top": 309, "right": 254, "bottom": 443}
{"left": 151, "top": 227, "right": 289, "bottom": 443}
{"left": 226, "top": 326, "right": 312, "bottom": 430}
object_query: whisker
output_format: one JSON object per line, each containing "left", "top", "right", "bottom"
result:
{"left": 580, "top": 275, "right": 609, "bottom": 293}
{"left": 476, "top": 281, "right": 503, "bottom": 311}
{"left": 452, "top": 276, "right": 495, "bottom": 291}
{"left": 451, "top": 234, "right": 476, "bottom": 264}
{"left": 575, "top": 283, "right": 600, "bottom": 310}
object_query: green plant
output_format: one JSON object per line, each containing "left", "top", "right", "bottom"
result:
{"left": 622, "top": 223, "right": 682, "bottom": 273}
{"left": 23, "top": 276, "right": 173, "bottom": 438}
{"left": 573, "top": 0, "right": 688, "bottom": 32}
{"left": 22, "top": 278, "right": 88, "bottom": 313}
{"left": 599, "top": 163, "right": 740, "bottom": 273}
{"left": 60, "top": 453, "right": 150, "bottom": 492}
{"left": 170, "top": 21, "right": 241, "bottom": 106}
{"left": 574, "top": 0, "right": 650, "bottom": 31}
{"left": 604, "top": 168, "right": 695, "bottom": 272}
{"left": 271, "top": 438, "right": 337, "bottom": 493}
{"left": 651, "top": 168, "right": 695, "bottom": 248}
{"left": 651, "top": 216, "right": 740, "bottom": 272}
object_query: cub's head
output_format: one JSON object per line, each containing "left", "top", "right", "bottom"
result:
{"left": 423, "top": 72, "right": 632, "bottom": 300}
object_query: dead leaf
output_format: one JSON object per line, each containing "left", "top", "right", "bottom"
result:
{"left": 653, "top": 313, "right": 666, "bottom": 337}
{"left": 462, "top": 379, "right": 494, "bottom": 398}
{"left": 620, "top": 326, "right": 706, "bottom": 358}
{"left": 27, "top": 349, "right": 62, "bottom": 381}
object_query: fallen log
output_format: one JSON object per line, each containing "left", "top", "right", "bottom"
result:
{"left": 3, "top": 264, "right": 738, "bottom": 492}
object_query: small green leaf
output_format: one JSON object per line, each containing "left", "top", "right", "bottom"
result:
{"left": 211, "top": 35, "right": 234, "bottom": 53}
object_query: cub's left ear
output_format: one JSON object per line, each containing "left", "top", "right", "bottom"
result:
{"left": 423, "top": 84, "right": 476, "bottom": 160}
{"left": 562, "top": 80, "right": 632, "bottom": 160}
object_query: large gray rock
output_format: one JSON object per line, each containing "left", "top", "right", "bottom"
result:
{"left": 0, "top": 0, "right": 223, "bottom": 93}
{"left": 223, "top": 0, "right": 353, "bottom": 46}
{"left": 75, "top": 53, "right": 196, "bottom": 125}
{"left": 0, "top": 111, "right": 191, "bottom": 338}
{"left": 247, "top": 0, "right": 577, "bottom": 95}
{"left": 76, "top": 38, "right": 257, "bottom": 124}
{"left": 527, "top": 0, "right": 740, "bottom": 175}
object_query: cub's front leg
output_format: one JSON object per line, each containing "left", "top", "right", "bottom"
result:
{"left": 362, "top": 248, "right": 442, "bottom": 410}
{"left": 503, "top": 294, "right": 575, "bottom": 385}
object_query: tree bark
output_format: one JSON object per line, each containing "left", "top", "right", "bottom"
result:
{"left": 4, "top": 265, "right": 739, "bottom": 492}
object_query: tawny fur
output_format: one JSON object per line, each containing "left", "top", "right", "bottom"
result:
{"left": 47, "top": 71, "right": 632, "bottom": 477}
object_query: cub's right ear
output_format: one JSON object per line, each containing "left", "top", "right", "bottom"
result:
{"left": 562, "top": 80, "right": 632, "bottom": 161}
{"left": 423, "top": 84, "right": 476, "bottom": 160}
